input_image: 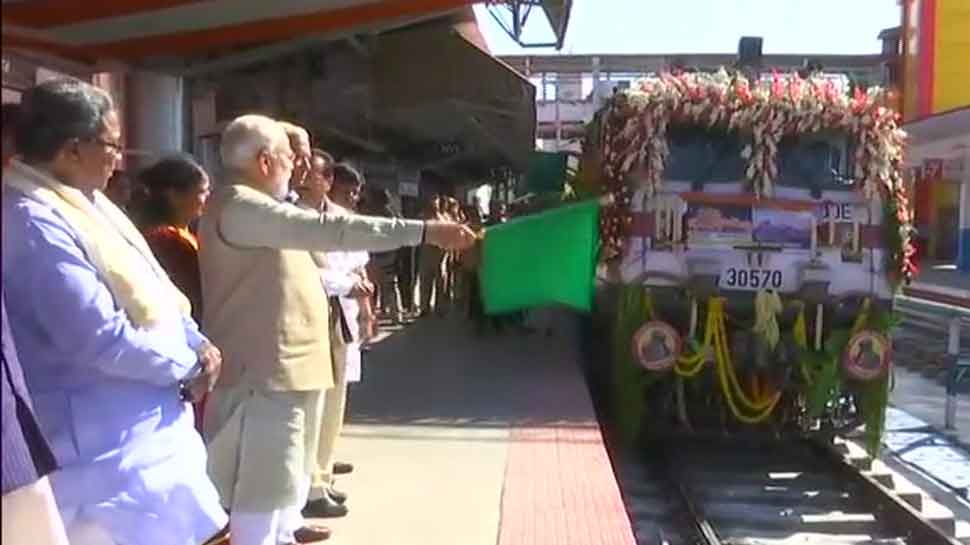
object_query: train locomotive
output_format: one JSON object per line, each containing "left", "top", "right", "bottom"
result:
{"left": 582, "top": 69, "right": 914, "bottom": 455}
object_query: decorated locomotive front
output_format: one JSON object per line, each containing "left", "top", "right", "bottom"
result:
{"left": 585, "top": 69, "right": 914, "bottom": 455}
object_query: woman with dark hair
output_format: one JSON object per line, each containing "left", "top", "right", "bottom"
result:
{"left": 137, "top": 154, "right": 211, "bottom": 324}
{"left": 137, "top": 155, "right": 212, "bottom": 434}
{"left": 103, "top": 169, "right": 133, "bottom": 211}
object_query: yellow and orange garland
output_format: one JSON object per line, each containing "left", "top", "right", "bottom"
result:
{"left": 675, "top": 297, "right": 782, "bottom": 423}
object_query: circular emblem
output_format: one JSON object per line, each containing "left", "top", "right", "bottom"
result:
{"left": 632, "top": 321, "right": 682, "bottom": 372}
{"left": 843, "top": 330, "right": 892, "bottom": 381}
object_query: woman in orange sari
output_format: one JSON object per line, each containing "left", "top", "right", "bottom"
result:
{"left": 136, "top": 155, "right": 211, "bottom": 432}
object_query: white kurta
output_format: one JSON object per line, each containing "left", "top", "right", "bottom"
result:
{"left": 316, "top": 201, "right": 370, "bottom": 383}
{"left": 321, "top": 250, "right": 369, "bottom": 381}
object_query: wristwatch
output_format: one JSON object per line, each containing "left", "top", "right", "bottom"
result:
{"left": 178, "top": 362, "right": 205, "bottom": 402}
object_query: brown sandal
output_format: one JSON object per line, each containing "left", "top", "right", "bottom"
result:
{"left": 294, "top": 524, "right": 332, "bottom": 543}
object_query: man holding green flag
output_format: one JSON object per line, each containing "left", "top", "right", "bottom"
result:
{"left": 479, "top": 199, "right": 601, "bottom": 315}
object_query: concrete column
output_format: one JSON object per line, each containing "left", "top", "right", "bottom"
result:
{"left": 958, "top": 150, "right": 970, "bottom": 272}
{"left": 127, "top": 71, "right": 184, "bottom": 168}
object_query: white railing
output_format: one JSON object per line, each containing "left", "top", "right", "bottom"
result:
{"left": 895, "top": 295, "right": 970, "bottom": 430}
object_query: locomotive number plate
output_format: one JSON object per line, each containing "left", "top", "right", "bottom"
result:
{"left": 718, "top": 268, "right": 783, "bottom": 290}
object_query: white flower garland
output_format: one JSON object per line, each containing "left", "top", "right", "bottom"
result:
{"left": 595, "top": 69, "right": 913, "bottom": 283}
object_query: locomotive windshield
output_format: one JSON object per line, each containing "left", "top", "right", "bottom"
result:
{"left": 776, "top": 132, "right": 852, "bottom": 190}
{"left": 663, "top": 125, "right": 746, "bottom": 183}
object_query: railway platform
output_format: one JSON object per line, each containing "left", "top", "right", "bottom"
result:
{"left": 310, "top": 313, "right": 636, "bottom": 545}
{"left": 305, "top": 300, "right": 970, "bottom": 544}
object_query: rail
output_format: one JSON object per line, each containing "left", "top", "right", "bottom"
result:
{"left": 895, "top": 295, "right": 970, "bottom": 430}
{"left": 644, "top": 436, "right": 962, "bottom": 544}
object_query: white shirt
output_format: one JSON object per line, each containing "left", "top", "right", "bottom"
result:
{"left": 311, "top": 199, "right": 369, "bottom": 382}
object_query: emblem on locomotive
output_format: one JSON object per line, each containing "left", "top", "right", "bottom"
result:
{"left": 632, "top": 321, "right": 682, "bottom": 372}
{"left": 843, "top": 331, "right": 892, "bottom": 381}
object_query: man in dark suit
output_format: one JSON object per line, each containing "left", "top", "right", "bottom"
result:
{"left": 2, "top": 101, "right": 69, "bottom": 545}
{"left": 2, "top": 289, "right": 69, "bottom": 544}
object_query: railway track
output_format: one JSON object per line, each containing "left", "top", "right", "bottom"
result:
{"left": 619, "top": 435, "right": 965, "bottom": 545}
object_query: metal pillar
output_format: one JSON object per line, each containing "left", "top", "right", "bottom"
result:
{"left": 945, "top": 316, "right": 961, "bottom": 430}
{"left": 957, "top": 149, "right": 970, "bottom": 272}
{"left": 554, "top": 84, "right": 561, "bottom": 151}
{"left": 127, "top": 71, "right": 184, "bottom": 168}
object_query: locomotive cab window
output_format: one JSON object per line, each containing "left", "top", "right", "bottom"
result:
{"left": 775, "top": 131, "right": 853, "bottom": 195}
{"left": 663, "top": 125, "right": 747, "bottom": 186}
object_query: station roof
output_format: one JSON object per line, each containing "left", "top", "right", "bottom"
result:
{"left": 2, "top": 1, "right": 570, "bottom": 178}
{"left": 1, "top": 0, "right": 484, "bottom": 69}
{"left": 903, "top": 106, "right": 970, "bottom": 165}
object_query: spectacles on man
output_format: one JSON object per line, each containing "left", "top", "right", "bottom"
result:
{"left": 83, "top": 137, "right": 124, "bottom": 155}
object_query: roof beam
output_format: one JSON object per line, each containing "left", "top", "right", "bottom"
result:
{"left": 315, "top": 123, "right": 386, "bottom": 154}
{"left": 460, "top": 102, "right": 523, "bottom": 169}
{"left": 346, "top": 35, "right": 375, "bottom": 58}
{"left": 167, "top": 34, "right": 335, "bottom": 78}
{"left": 450, "top": 98, "right": 519, "bottom": 119}
{"left": 148, "top": 12, "right": 438, "bottom": 77}
{"left": 3, "top": 0, "right": 203, "bottom": 29}
{"left": 83, "top": 0, "right": 477, "bottom": 59}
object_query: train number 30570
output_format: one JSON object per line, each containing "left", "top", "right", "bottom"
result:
{"left": 718, "top": 268, "right": 783, "bottom": 290}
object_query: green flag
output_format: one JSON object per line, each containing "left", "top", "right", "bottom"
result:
{"left": 480, "top": 199, "right": 600, "bottom": 315}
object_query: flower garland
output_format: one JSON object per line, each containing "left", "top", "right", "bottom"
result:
{"left": 595, "top": 69, "right": 915, "bottom": 286}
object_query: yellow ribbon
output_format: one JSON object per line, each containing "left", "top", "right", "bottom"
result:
{"left": 852, "top": 297, "right": 872, "bottom": 334}
{"left": 676, "top": 297, "right": 782, "bottom": 423}
{"left": 752, "top": 290, "right": 783, "bottom": 350}
{"left": 793, "top": 303, "right": 808, "bottom": 349}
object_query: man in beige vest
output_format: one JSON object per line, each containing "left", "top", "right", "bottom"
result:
{"left": 199, "top": 114, "right": 475, "bottom": 545}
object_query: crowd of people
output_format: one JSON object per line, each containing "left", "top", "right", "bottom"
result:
{"left": 297, "top": 181, "right": 523, "bottom": 336}
{"left": 0, "top": 79, "right": 477, "bottom": 545}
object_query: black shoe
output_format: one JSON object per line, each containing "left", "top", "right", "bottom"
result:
{"left": 302, "top": 497, "right": 348, "bottom": 518}
{"left": 333, "top": 461, "right": 353, "bottom": 475}
{"left": 327, "top": 487, "right": 347, "bottom": 505}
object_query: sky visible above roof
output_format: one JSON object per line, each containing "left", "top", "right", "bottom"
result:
{"left": 475, "top": 0, "right": 901, "bottom": 56}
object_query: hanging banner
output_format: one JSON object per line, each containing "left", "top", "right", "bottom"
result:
{"left": 399, "top": 182, "right": 420, "bottom": 197}
{"left": 752, "top": 208, "right": 813, "bottom": 250}
{"left": 685, "top": 204, "right": 753, "bottom": 247}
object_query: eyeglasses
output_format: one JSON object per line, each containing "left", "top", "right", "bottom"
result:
{"left": 83, "top": 137, "right": 124, "bottom": 155}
